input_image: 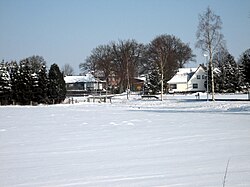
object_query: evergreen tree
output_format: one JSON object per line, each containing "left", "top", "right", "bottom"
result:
{"left": 16, "top": 56, "right": 48, "bottom": 105}
{"left": 0, "top": 61, "right": 11, "bottom": 105}
{"left": 18, "top": 60, "right": 33, "bottom": 105}
{"left": 214, "top": 65, "right": 222, "bottom": 93}
{"left": 222, "top": 54, "right": 239, "bottom": 93}
{"left": 239, "top": 49, "right": 250, "bottom": 89}
{"left": 27, "top": 56, "right": 48, "bottom": 104}
{"left": 37, "top": 65, "right": 48, "bottom": 103}
{"left": 214, "top": 53, "right": 244, "bottom": 93}
{"left": 9, "top": 61, "right": 20, "bottom": 104}
{"left": 30, "top": 72, "right": 39, "bottom": 104}
{"left": 237, "top": 62, "right": 246, "bottom": 92}
{"left": 144, "top": 67, "right": 161, "bottom": 95}
{"left": 212, "top": 48, "right": 229, "bottom": 93}
{"left": 1, "top": 56, "right": 64, "bottom": 105}
{"left": 48, "top": 64, "right": 66, "bottom": 104}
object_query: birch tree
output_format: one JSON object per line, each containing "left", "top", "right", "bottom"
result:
{"left": 196, "top": 7, "right": 225, "bottom": 101}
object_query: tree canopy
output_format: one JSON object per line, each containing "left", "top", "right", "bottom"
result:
{"left": 0, "top": 56, "right": 66, "bottom": 105}
{"left": 80, "top": 35, "right": 195, "bottom": 96}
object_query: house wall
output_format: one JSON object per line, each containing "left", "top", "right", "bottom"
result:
{"left": 169, "top": 83, "right": 188, "bottom": 92}
{"left": 177, "top": 83, "right": 188, "bottom": 92}
{"left": 66, "top": 83, "right": 84, "bottom": 90}
{"left": 188, "top": 68, "right": 206, "bottom": 92}
{"left": 85, "top": 82, "right": 103, "bottom": 90}
{"left": 66, "top": 82, "right": 104, "bottom": 91}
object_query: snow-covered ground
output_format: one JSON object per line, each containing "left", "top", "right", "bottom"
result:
{"left": 0, "top": 94, "right": 250, "bottom": 187}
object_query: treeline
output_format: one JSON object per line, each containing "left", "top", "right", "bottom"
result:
{"left": 80, "top": 34, "right": 250, "bottom": 94}
{"left": 79, "top": 34, "right": 195, "bottom": 94}
{"left": 0, "top": 56, "right": 66, "bottom": 105}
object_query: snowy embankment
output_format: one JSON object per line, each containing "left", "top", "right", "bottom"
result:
{"left": 0, "top": 94, "right": 250, "bottom": 187}
{"left": 111, "top": 93, "right": 250, "bottom": 113}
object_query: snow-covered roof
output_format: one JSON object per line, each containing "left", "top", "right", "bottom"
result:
{"left": 134, "top": 75, "right": 146, "bottom": 82}
{"left": 64, "top": 73, "right": 102, "bottom": 84}
{"left": 167, "top": 68, "right": 197, "bottom": 84}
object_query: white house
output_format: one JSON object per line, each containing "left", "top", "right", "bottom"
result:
{"left": 167, "top": 65, "right": 207, "bottom": 93}
{"left": 64, "top": 73, "right": 105, "bottom": 91}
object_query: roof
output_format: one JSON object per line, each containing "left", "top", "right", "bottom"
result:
{"left": 167, "top": 68, "right": 197, "bottom": 84}
{"left": 134, "top": 75, "right": 146, "bottom": 82}
{"left": 64, "top": 73, "right": 104, "bottom": 84}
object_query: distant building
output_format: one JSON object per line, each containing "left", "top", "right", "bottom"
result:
{"left": 131, "top": 76, "right": 146, "bottom": 92}
{"left": 93, "top": 70, "right": 146, "bottom": 93}
{"left": 167, "top": 65, "right": 207, "bottom": 93}
{"left": 64, "top": 73, "right": 105, "bottom": 96}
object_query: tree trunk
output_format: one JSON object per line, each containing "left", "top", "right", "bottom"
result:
{"left": 209, "top": 51, "right": 215, "bottom": 101}
{"left": 105, "top": 77, "right": 108, "bottom": 102}
{"left": 211, "top": 64, "right": 215, "bottom": 101}
{"left": 126, "top": 58, "right": 130, "bottom": 100}
{"left": 160, "top": 63, "right": 164, "bottom": 101}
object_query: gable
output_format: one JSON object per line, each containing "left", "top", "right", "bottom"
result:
{"left": 167, "top": 68, "right": 197, "bottom": 84}
{"left": 187, "top": 65, "right": 206, "bottom": 83}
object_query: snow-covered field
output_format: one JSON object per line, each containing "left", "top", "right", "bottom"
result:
{"left": 0, "top": 94, "right": 250, "bottom": 187}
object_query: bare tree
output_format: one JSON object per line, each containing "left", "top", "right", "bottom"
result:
{"left": 79, "top": 55, "right": 96, "bottom": 75}
{"left": 62, "top": 64, "right": 74, "bottom": 76}
{"left": 80, "top": 44, "right": 114, "bottom": 89}
{"left": 20, "top": 55, "right": 46, "bottom": 73}
{"left": 196, "top": 7, "right": 225, "bottom": 101}
{"left": 148, "top": 34, "right": 194, "bottom": 100}
{"left": 112, "top": 40, "right": 143, "bottom": 98}
{"left": 177, "top": 43, "right": 196, "bottom": 68}
{"left": 80, "top": 41, "right": 143, "bottom": 97}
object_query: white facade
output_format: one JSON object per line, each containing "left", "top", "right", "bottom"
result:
{"left": 167, "top": 65, "right": 207, "bottom": 93}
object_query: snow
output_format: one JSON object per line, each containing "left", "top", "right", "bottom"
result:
{"left": 64, "top": 73, "right": 98, "bottom": 84}
{"left": 0, "top": 94, "right": 250, "bottom": 187}
{"left": 167, "top": 68, "right": 197, "bottom": 83}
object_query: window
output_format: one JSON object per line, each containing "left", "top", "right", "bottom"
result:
{"left": 202, "top": 75, "right": 205, "bottom": 79}
{"left": 197, "top": 75, "right": 201, "bottom": 79}
{"left": 193, "top": 83, "right": 198, "bottom": 89}
{"left": 170, "top": 84, "right": 177, "bottom": 89}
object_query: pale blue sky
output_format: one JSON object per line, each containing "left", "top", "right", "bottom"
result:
{"left": 0, "top": 0, "right": 249, "bottom": 74}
